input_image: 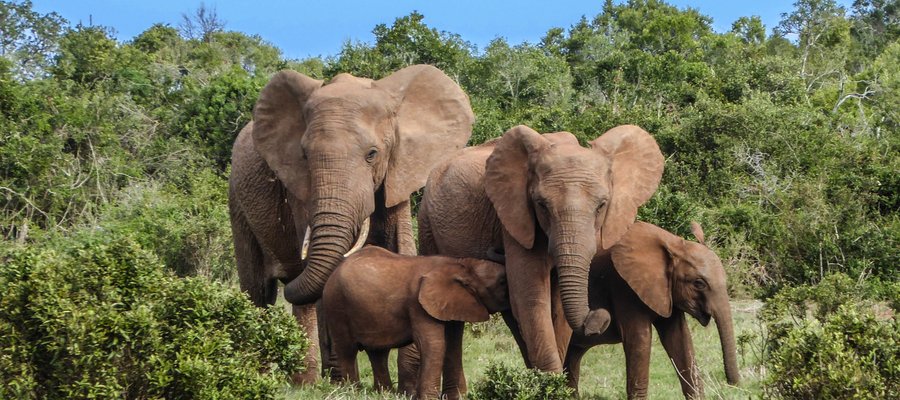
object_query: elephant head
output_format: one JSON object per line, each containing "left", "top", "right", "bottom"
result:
{"left": 484, "top": 125, "right": 663, "bottom": 334}
{"left": 253, "top": 65, "right": 474, "bottom": 304}
{"left": 611, "top": 222, "right": 740, "bottom": 385}
{"left": 418, "top": 259, "right": 509, "bottom": 322}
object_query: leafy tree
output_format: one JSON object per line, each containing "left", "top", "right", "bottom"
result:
{"left": 51, "top": 24, "right": 120, "bottom": 86}
{"left": 850, "top": 0, "right": 900, "bottom": 58}
{"left": 327, "top": 11, "right": 473, "bottom": 79}
{"left": 0, "top": 0, "right": 66, "bottom": 78}
{"left": 776, "top": 0, "right": 851, "bottom": 93}
{"left": 732, "top": 16, "right": 767, "bottom": 44}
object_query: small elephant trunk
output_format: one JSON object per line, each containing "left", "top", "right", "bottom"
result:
{"left": 714, "top": 300, "right": 741, "bottom": 385}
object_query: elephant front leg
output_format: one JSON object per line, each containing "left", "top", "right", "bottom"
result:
{"left": 369, "top": 192, "right": 415, "bottom": 256}
{"left": 500, "top": 310, "right": 533, "bottom": 369}
{"left": 563, "top": 343, "right": 589, "bottom": 394}
{"left": 390, "top": 199, "right": 415, "bottom": 255}
{"left": 291, "top": 303, "right": 320, "bottom": 384}
{"left": 365, "top": 348, "right": 392, "bottom": 391}
{"left": 618, "top": 303, "right": 653, "bottom": 399}
{"left": 504, "top": 234, "right": 563, "bottom": 372}
{"left": 654, "top": 312, "right": 702, "bottom": 399}
{"left": 412, "top": 318, "right": 447, "bottom": 399}
{"left": 441, "top": 321, "right": 465, "bottom": 400}
{"left": 397, "top": 344, "right": 419, "bottom": 397}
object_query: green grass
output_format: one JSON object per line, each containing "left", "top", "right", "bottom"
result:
{"left": 285, "top": 300, "right": 764, "bottom": 399}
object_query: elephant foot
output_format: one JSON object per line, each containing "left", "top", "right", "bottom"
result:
{"left": 291, "top": 368, "right": 320, "bottom": 385}
{"left": 583, "top": 308, "right": 611, "bottom": 336}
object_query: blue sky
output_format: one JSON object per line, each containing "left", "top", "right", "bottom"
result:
{"left": 31, "top": 1, "right": 854, "bottom": 59}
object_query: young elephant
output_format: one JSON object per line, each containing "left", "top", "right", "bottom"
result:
{"left": 565, "top": 222, "right": 740, "bottom": 399}
{"left": 322, "top": 246, "right": 509, "bottom": 399}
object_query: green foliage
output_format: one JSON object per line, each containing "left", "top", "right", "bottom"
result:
{"left": 0, "top": 232, "right": 306, "bottom": 399}
{"left": 177, "top": 67, "right": 264, "bottom": 169}
{"left": 760, "top": 274, "right": 900, "bottom": 398}
{"left": 98, "top": 170, "right": 234, "bottom": 280}
{"left": 51, "top": 25, "right": 121, "bottom": 86}
{"left": 327, "top": 11, "right": 473, "bottom": 79}
{"left": 0, "top": 0, "right": 66, "bottom": 78}
{"left": 467, "top": 362, "right": 573, "bottom": 400}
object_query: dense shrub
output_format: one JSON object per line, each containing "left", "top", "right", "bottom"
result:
{"left": 0, "top": 232, "right": 307, "bottom": 399}
{"left": 764, "top": 305, "right": 899, "bottom": 398}
{"left": 467, "top": 362, "right": 573, "bottom": 400}
{"left": 760, "top": 274, "right": 900, "bottom": 398}
{"left": 99, "top": 170, "right": 234, "bottom": 280}
{"left": 176, "top": 67, "right": 264, "bottom": 170}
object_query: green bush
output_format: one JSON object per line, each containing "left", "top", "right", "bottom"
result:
{"left": 0, "top": 232, "right": 307, "bottom": 399}
{"left": 764, "top": 305, "right": 899, "bottom": 399}
{"left": 760, "top": 274, "right": 900, "bottom": 399}
{"left": 100, "top": 170, "right": 235, "bottom": 281}
{"left": 467, "top": 362, "right": 573, "bottom": 400}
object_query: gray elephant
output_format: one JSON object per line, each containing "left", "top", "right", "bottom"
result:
{"left": 565, "top": 222, "right": 740, "bottom": 399}
{"left": 228, "top": 65, "right": 474, "bottom": 381}
{"left": 417, "top": 124, "right": 664, "bottom": 373}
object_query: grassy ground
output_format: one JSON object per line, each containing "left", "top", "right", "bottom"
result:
{"left": 284, "top": 300, "right": 764, "bottom": 399}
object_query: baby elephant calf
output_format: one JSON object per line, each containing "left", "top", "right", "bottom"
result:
{"left": 322, "top": 246, "right": 509, "bottom": 399}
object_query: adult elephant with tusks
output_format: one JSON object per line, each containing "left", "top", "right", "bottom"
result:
{"left": 228, "top": 64, "right": 474, "bottom": 382}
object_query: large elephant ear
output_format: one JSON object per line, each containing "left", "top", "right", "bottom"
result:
{"left": 418, "top": 266, "right": 490, "bottom": 323}
{"left": 252, "top": 70, "right": 323, "bottom": 201}
{"left": 590, "top": 125, "right": 664, "bottom": 250}
{"left": 375, "top": 65, "right": 475, "bottom": 208}
{"left": 484, "top": 126, "right": 554, "bottom": 249}
{"left": 610, "top": 222, "right": 675, "bottom": 317}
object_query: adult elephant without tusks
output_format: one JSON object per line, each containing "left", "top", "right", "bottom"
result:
{"left": 228, "top": 65, "right": 473, "bottom": 382}
{"left": 418, "top": 124, "right": 664, "bottom": 373}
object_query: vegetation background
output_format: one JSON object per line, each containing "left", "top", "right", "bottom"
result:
{"left": 1, "top": 0, "right": 897, "bottom": 398}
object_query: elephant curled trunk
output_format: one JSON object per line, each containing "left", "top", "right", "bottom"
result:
{"left": 284, "top": 190, "right": 369, "bottom": 305}
{"left": 283, "top": 214, "right": 354, "bottom": 304}
{"left": 715, "top": 300, "right": 741, "bottom": 385}
{"left": 555, "top": 216, "right": 604, "bottom": 335}
{"left": 557, "top": 254, "right": 591, "bottom": 332}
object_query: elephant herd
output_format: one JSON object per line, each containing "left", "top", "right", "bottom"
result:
{"left": 227, "top": 65, "right": 740, "bottom": 399}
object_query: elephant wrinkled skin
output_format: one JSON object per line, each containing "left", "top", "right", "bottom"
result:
{"left": 228, "top": 65, "right": 473, "bottom": 381}
{"left": 565, "top": 222, "right": 740, "bottom": 399}
{"left": 417, "top": 124, "right": 664, "bottom": 372}
{"left": 322, "top": 246, "right": 509, "bottom": 400}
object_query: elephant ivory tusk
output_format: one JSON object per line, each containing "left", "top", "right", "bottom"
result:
{"left": 344, "top": 217, "right": 369, "bottom": 256}
{"left": 300, "top": 225, "right": 311, "bottom": 260}
{"left": 300, "top": 217, "right": 370, "bottom": 260}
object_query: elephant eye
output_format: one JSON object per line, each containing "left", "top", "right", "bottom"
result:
{"left": 365, "top": 149, "right": 378, "bottom": 163}
{"left": 535, "top": 199, "right": 548, "bottom": 209}
{"left": 692, "top": 279, "right": 707, "bottom": 290}
{"left": 596, "top": 199, "right": 608, "bottom": 213}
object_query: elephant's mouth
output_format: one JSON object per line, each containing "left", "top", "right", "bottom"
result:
{"left": 697, "top": 311, "right": 712, "bottom": 327}
{"left": 300, "top": 217, "right": 370, "bottom": 260}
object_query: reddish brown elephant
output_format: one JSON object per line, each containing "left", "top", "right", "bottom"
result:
{"left": 322, "top": 246, "right": 509, "bottom": 399}
{"left": 417, "top": 124, "right": 664, "bottom": 373}
{"left": 228, "top": 65, "right": 473, "bottom": 381}
{"left": 565, "top": 222, "right": 740, "bottom": 399}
